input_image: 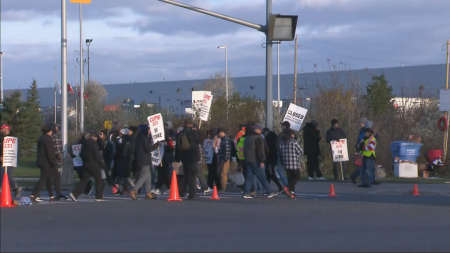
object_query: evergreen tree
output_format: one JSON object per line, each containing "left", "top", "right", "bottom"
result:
{"left": 21, "top": 79, "right": 43, "bottom": 152}
{"left": 1, "top": 91, "right": 28, "bottom": 155}
{"left": 364, "top": 74, "right": 395, "bottom": 115}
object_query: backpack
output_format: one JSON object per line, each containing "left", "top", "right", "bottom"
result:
{"left": 236, "top": 136, "right": 245, "bottom": 160}
{"left": 178, "top": 131, "right": 191, "bottom": 151}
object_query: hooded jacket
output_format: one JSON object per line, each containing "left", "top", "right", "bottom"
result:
{"left": 278, "top": 134, "right": 303, "bottom": 170}
{"left": 303, "top": 122, "right": 321, "bottom": 156}
{"left": 175, "top": 127, "right": 201, "bottom": 163}
{"left": 135, "top": 124, "right": 160, "bottom": 169}
{"left": 325, "top": 127, "right": 346, "bottom": 143}
{"left": 265, "top": 131, "right": 279, "bottom": 165}
{"left": 243, "top": 128, "right": 266, "bottom": 164}
{"left": 36, "top": 133, "right": 58, "bottom": 169}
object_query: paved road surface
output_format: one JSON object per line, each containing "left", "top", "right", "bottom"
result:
{"left": 2, "top": 190, "right": 450, "bottom": 252}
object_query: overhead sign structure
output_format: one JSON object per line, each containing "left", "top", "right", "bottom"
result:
{"left": 148, "top": 113, "right": 165, "bottom": 142}
{"left": 2, "top": 137, "right": 18, "bottom": 167}
{"left": 268, "top": 15, "right": 298, "bottom": 41}
{"left": 199, "top": 93, "right": 213, "bottom": 121}
{"left": 70, "top": 0, "right": 91, "bottom": 3}
{"left": 72, "top": 144, "right": 83, "bottom": 167}
{"left": 439, "top": 89, "right": 450, "bottom": 112}
{"left": 331, "top": 139, "right": 349, "bottom": 162}
{"left": 283, "top": 103, "right": 308, "bottom": 131}
{"left": 203, "top": 139, "right": 214, "bottom": 164}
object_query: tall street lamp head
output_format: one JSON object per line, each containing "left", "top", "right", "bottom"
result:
{"left": 85, "top": 39, "right": 93, "bottom": 45}
{"left": 218, "top": 46, "right": 226, "bottom": 49}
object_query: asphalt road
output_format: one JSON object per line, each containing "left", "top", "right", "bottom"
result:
{"left": 2, "top": 191, "right": 450, "bottom": 252}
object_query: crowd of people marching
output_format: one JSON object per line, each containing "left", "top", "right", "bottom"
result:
{"left": 0, "top": 115, "right": 380, "bottom": 202}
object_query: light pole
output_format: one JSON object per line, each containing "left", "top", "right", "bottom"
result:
{"left": 61, "top": 0, "right": 68, "bottom": 155}
{"left": 218, "top": 46, "right": 228, "bottom": 101}
{"left": 1, "top": 51, "right": 4, "bottom": 104}
{"left": 85, "top": 39, "right": 92, "bottom": 85}
{"left": 79, "top": 3, "right": 85, "bottom": 133}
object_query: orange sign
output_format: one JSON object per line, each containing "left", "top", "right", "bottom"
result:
{"left": 70, "top": 0, "right": 91, "bottom": 4}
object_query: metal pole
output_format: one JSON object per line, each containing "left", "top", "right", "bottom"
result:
{"left": 265, "top": 0, "right": 273, "bottom": 130}
{"left": 277, "top": 42, "right": 280, "bottom": 113}
{"left": 75, "top": 65, "right": 78, "bottom": 139}
{"left": 87, "top": 43, "right": 90, "bottom": 85}
{"left": 225, "top": 46, "right": 228, "bottom": 101}
{"left": 61, "top": 0, "right": 68, "bottom": 154}
{"left": 79, "top": 3, "right": 85, "bottom": 133}
{"left": 1, "top": 51, "right": 4, "bottom": 103}
{"left": 293, "top": 34, "right": 298, "bottom": 105}
{"left": 54, "top": 67, "right": 57, "bottom": 123}
{"left": 444, "top": 39, "right": 450, "bottom": 160}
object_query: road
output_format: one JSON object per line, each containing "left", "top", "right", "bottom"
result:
{"left": 1, "top": 187, "right": 450, "bottom": 252}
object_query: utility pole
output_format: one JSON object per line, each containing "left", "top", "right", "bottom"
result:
{"left": 277, "top": 42, "right": 281, "bottom": 113}
{"left": 444, "top": 39, "right": 450, "bottom": 160}
{"left": 61, "top": 0, "right": 68, "bottom": 155}
{"left": 0, "top": 51, "right": 4, "bottom": 104}
{"left": 79, "top": 3, "right": 85, "bottom": 133}
{"left": 54, "top": 67, "right": 57, "bottom": 123}
{"left": 75, "top": 65, "right": 78, "bottom": 139}
{"left": 86, "top": 39, "right": 92, "bottom": 84}
{"left": 293, "top": 34, "right": 298, "bottom": 105}
{"left": 265, "top": 0, "right": 273, "bottom": 129}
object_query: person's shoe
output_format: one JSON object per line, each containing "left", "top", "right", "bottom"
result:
{"left": 112, "top": 184, "right": 119, "bottom": 195}
{"left": 95, "top": 198, "right": 106, "bottom": 202}
{"left": 290, "top": 191, "right": 296, "bottom": 198}
{"left": 308, "top": 177, "right": 315, "bottom": 181}
{"left": 69, "top": 193, "right": 77, "bottom": 202}
{"left": 350, "top": 176, "right": 357, "bottom": 185}
{"left": 163, "top": 189, "right": 170, "bottom": 195}
{"left": 30, "top": 196, "right": 43, "bottom": 203}
{"left": 267, "top": 192, "right": 278, "bottom": 198}
{"left": 243, "top": 195, "right": 254, "bottom": 199}
{"left": 196, "top": 184, "right": 201, "bottom": 190}
{"left": 58, "top": 194, "right": 69, "bottom": 200}
{"left": 49, "top": 196, "right": 60, "bottom": 203}
{"left": 372, "top": 181, "right": 381, "bottom": 185}
{"left": 283, "top": 187, "right": 290, "bottom": 196}
{"left": 83, "top": 187, "right": 93, "bottom": 196}
{"left": 145, "top": 193, "right": 157, "bottom": 200}
{"left": 129, "top": 191, "right": 138, "bottom": 200}
{"left": 15, "top": 187, "right": 22, "bottom": 198}
{"left": 250, "top": 191, "right": 257, "bottom": 197}
{"left": 316, "top": 177, "right": 327, "bottom": 181}
{"left": 203, "top": 188, "right": 212, "bottom": 195}
{"left": 344, "top": 177, "right": 349, "bottom": 181}
{"left": 153, "top": 189, "right": 161, "bottom": 195}
{"left": 180, "top": 193, "right": 188, "bottom": 197}
{"left": 113, "top": 191, "right": 121, "bottom": 195}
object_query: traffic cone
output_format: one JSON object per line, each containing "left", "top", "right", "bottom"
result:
{"left": 112, "top": 184, "right": 119, "bottom": 194}
{"left": 167, "top": 170, "right": 182, "bottom": 202}
{"left": 210, "top": 186, "right": 220, "bottom": 200}
{"left": 412, "top": 184, "right": 420, "bottom": 196}
{"left": 328, "top": 184, "right": 337, "bottom": 197}
{"left": 1, "top": 172, "right": 16, "bottom": 208}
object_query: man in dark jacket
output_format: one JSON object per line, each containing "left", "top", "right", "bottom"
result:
{"left": 46, "top": 123, "right": 68, "bottom": 200}
{"left": 242, "top": 124, "right": 277, "bottom": 199}
{"left": 303, "top": 120, "right": 326, "bottom": 180}
{"left": 30, "top": 126, "right": 58, "bottom": 203}
{"left": 325, "top": 119, "right": 348, "bottom": 180}
{"left": 129, "top": 125, "right": 160, "bottom": 200}
{"left": 175, "top": 118, "right": 201, "bottom": 200}
{"left": 0, "top": 124, "right": 22, "bottom": 198}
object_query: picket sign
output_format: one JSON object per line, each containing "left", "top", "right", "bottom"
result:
{"left": 147, "top": 113, "right": 165, "bottom": 142}
{"left": 203, "top": 139, "right": 214, "bottom": 164}
{"left": 283, "top": 103, "right": 308, "bottom": 131}
{"left": 199, "top": 93, "right": 213, "bottom": 121}
{"left": 72, "top": 144, "right": 83, "bottom": 166}
{"left": 3, "top": 137, "right": 18, "bottom": 174}
{"left": 330, "top": 139, "right": 349, "bottom": 181}
{"left": 151, "top": 143, "right": 165, "bottom": 166}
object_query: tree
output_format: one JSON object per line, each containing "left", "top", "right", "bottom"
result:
{"left": 194, "top": 71, "right": 234, "bottom": 99}
{"left": 1, "top": 91, "right": 29, "bottom": 155}
{"left": 364, "top": 74, "right": 394, "bottom": 115}
{"left": 84, "top": 80, "right": 108, "bottom": 131}
{"left": 20, "top": 79, "right": 43, "bottom": 151}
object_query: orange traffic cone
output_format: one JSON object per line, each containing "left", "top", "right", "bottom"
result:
{"left": 328, "top": 184, "right": 337, "bottom": 197}
{"left": 167, "top": 170, "right": 182, "bottom": 202}
{"left": 1, "top": 171, "right": 16, "bottom": 208}
{"left": 210, "top": 186, "right": 220, "bottom": 200}
{"left": 412, "top": 184, "right": 420, "bottom": 196}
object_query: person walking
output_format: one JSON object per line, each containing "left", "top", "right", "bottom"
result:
{"left": 206, "top": 128, "right": 221, "bottom": 191}
{"left": 265, "top": 130, "right": 288, "bottom": 195}
{"left": 69, "top": 131, "right": 106, "bottom": 202}
{"left": 30, "top": 126, "right": 58, "bottom": 203}
{"left": 175, "top": 118, "right": 201, "bottom": 200}
{"left": 47, "top": 123, "right": 68, "bottom": 200}
{"left": 278, "top": 129, "right": 303, "bottom": 198}
{"left": 195, "top": 125, "right": 212, "bottom": 195}
{"left": 325, "top": 119, "right": 348, "bottom": 181}
{"left": 242, "top": 124, "right": 277, "bottom": 199}
{"left": 234, "top": 124, "right": 246, "bottom": 173}
{"left": 275, "top": 121, "right": 293, "bottom": 188}
{"left": 154, "top": 129, "right": 175, "bottom": 195}
{"left": 117, "top": 128, "right": 136, "bottom": 195}
{"left": 217, "top": 127, "right": 232, "bottom": 192}
{"left": 357, "top": 128, "right": 377, "bottom": 188}
{"left": 0, "top": 124, "right": 22, "bottom": 198}
{"left": 129, "top": 125, "right": 160, "bottom": 200}
{"left": 101, "top": 129, "right": 118, "bottom": 192}
{"left": 303, "top": 120, "right": 326, "bottom": 180}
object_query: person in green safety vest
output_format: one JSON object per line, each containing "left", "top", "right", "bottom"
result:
{"left": 357, "top": 128, "right": 377, "bottom": 188}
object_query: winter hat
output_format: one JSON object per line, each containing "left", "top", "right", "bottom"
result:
{"left": 310, "top": 120, "right": 319, "bottom": 127}
{"left": 177, "top": 127, "right": 184, "bottom": 133}
{"left": 263, "top": 127, "right": 270, "bottom": 133}
{"left": 41, "top": 126, "right": 52, "bottom": 134}
{"left": 253, "top": 124, "right": 263, "bottom": 131}
{"left": 137, "top": 125, "right": 148, "bottom": 134}
{"left": 359, "top": 118, "right": 368, "bottom": 125}
{"left": 165, "top": 121, "right": 173, "bottom": 129}
{"left": 364, "top": 121, "right": 374, "bottom": 129}
{"left": 1, "top": 124, "right": 11, "bottom": 131}
{"left": 365, "top": 128, "right": 374, "bottom": 135}
{"left": 184, "top": 118, "right": 194, "bottom": 126}
{"left": 331, "top": 119, "right": 339, "bottom": 126}
{"left": 120, "top": 129, "right": 130, "bottom": 135}
{"left": 128, "top": 126, "right": 138, "bottom": 134}
{"left": 217, "top": 127, "right": 226, "bottom": 134}
{"left": 281, "top": 121, "right": 291, "bottom": 128}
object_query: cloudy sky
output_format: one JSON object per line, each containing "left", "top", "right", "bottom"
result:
{"left": 1, "top": 0, "right": 449, "bottom": 90}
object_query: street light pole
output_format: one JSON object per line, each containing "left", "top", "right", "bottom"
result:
{"left": 61, "top": 0, "right": 68, "bottom": 154}
{"left": 218, "top": 46, "right": 228, "bottom": 100}
{"left": 79, "top": 3, "right": 85, "bottom": 133}
{"left": 266, "top": 0, "right": 273, "bottom": 130}
{"left": 54, "top": 66, "right": 57, "bottom": 123}
{"left": 86, "top": 39, "right": 92, "bottom": 85}
{"left": 1, "top": 51, "right": 4, "bottom": 104}
{"left": 277, "top": 42, "right": 280, "bottom": 113}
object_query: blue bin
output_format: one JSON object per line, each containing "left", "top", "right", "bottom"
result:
{"left": 390, "top": 141, "right": 423, "bottom": 162}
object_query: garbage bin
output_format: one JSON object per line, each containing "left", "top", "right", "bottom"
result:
{"left": 390, "top": 141, "right": 423, "bottom": 162}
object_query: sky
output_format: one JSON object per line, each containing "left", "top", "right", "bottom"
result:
{"left": 1, "top": 0, "right": 449, "bottom": 90}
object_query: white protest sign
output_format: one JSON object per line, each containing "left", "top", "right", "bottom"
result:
{"left": 148, "top": 113, "right": 165, "bottom": 142}
{"left": 283, "top": 103, "right": 308, "bottom": 131}
{"left": 151, "top": 143, "right": 165, "bottom": 166}
{"left": 72, "top": 144, "right": 83, "bottom": 166}
{"left": 199, "top": 93, "right": 213, "bottom": 121}
{"left": 192, "top": 91, "right": 211, "bottom": 112}
{"left": 331, "top": 139, "right": 349, "bottom": 162}
{"left": 2, "top": 137, "right": 18, "bottom": 167}
{"left": 203, "top": 139, "right": 214, "bottom": 164}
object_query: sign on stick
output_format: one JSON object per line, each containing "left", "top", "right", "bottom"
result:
{"left": 2, "top": 137, "right": 18, "bottom": 167}
{"left": 330, "top": 139, "right": 349, "bottom": 162}
{"left": 148, "top": 113, "right": 165, "bottom": 142}
{"left": 282, "top": 103, "right": 308, "bottom": 131}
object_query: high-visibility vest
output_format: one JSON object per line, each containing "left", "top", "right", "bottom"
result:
{"left": 236, "top": 136, "right": 245, "bottom": 160}
{"left": 361, "top": 136, "right": 376, "bottom": 158}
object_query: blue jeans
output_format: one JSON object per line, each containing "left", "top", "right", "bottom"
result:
{"left": 244, "top": 163, "right": 272, "bottom": 195}
{"left": 276, "top": 158, "right": 288, "bottom": 186}
{"left": 1, "top": 167, "right": 18, "bottom": 190}
{"left": 360, "top": 159, "right": 375, "bottom": 186}
{"left": 352, "top": 166, "right": 375, "bottom": 182}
